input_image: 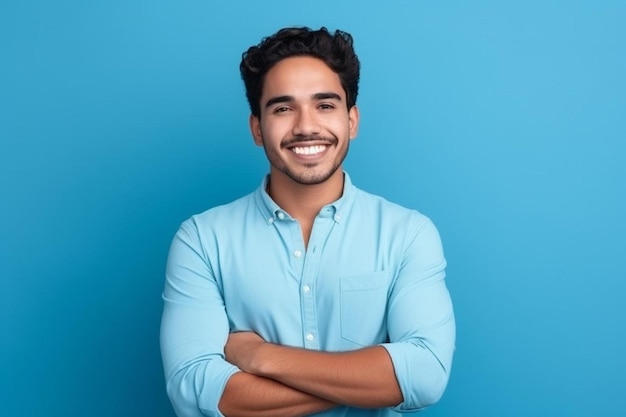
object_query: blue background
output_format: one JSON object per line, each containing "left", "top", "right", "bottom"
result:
{"left": 1, "top": 1, "right": 625, "bottom": 416}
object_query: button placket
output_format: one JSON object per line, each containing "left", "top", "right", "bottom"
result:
{"left": 299, "top": 213, "right": 339, "bottom": 350}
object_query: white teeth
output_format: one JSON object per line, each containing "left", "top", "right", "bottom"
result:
{"left": 292, "top": 145, "right": 327, "bottom": 155}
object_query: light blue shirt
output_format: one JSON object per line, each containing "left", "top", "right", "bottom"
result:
{"left": 160, "top": 173, "right": 455, "bottom": 417}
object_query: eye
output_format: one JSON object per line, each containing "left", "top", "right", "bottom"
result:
{"left": 318, "top": 103, "right": 336, "bottom": 110}
{"left": 273, "top": 106, "right": 292, "bottom": 114}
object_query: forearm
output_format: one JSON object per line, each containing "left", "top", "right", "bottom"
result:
{"left": 247, "top": 344, "right": 402, "bottom": 408}
{"left": 218, "top": 371, "right": 336, "bottom": 417}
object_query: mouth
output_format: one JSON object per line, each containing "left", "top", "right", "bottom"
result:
{"left": 283, "top": 136, "right": 337, "bottom": 158}
{"left": 290, "top": 144, "right": 328, "bottom": 156}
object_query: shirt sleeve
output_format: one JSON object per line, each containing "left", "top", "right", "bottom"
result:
{"left": 160, "top": 219, "right": 239, "bottom": 417}
{"left": 380, "top": 214, "right": 455, "bottom": 412}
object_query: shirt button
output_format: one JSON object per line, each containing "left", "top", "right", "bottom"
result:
{"left": 268, "top": 217, "right": 274, "bottom": 224}
{"left": 277, "top": 212, "right": 285, "bottom": 220}
{"left": 334, "top": 214, "right": 341, "bottom": 221}
{"left": 303, "top": 284, "right": 311, "bottom": 293}
{"left": 306, "top": 333, "right": 314, "bottom": 341}
{"left": 294, "top": 250, "right": 302, "bottom": 258}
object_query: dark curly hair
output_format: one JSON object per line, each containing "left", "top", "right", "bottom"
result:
{"left": 240, "top": 26, "right": 360, "bottom": 118}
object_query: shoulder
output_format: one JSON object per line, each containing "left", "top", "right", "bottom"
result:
{"left": 353, "top": 187, "right": 433, "bottom": 227}
{"left": 179, "top": 190, "right": 258, "bottom": 237}
{"left": 350, "top": 187, "right": 443, "bottom": 255}
{"left": 195, "top": 192, "right": 255, "bottom": 221}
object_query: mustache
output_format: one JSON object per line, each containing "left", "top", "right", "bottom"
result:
{"left": 281, "top": 135, "right": 338, "bottom": 148}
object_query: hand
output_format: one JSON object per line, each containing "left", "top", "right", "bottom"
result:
{"left": 224, "top": 331, "right": 266, "bottom": 374}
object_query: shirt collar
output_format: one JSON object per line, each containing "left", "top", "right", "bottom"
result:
{"left": 255, "top": 172, "right": 356, "bottom": 225}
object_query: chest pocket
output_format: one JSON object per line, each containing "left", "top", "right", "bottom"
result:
{"left": 340, "top": 272, "right": 390, "bottom": 346}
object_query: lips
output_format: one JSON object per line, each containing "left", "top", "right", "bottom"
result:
{"left": 282, "top": 136, "right": 338, "bottom": 157}
{"left": 291, "top": 145, "right": 328, "bottom": 155}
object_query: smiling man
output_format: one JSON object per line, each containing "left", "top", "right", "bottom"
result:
{"left": 160, "top": 27, "right": 455, "bottom": 417}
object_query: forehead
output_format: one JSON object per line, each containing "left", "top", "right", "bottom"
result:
{"left": 261, "top": 56, "right": 345, "bottom": 100}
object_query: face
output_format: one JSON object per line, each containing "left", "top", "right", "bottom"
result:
{"left": 250, "top": 56, "right": 359, "bottom": 186}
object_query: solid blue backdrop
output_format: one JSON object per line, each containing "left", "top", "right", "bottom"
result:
{"left": 1, "top": 1, "right": 624, "bottom": 416}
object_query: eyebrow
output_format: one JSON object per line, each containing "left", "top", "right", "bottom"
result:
{"left": 265, "top": 95, "right": 293, "bottom": 109}
{"left": 264, "top": 92, "right": 343, "bottom": 109}
{"left": 312, "top": 92, "right": 342, "bottom": 101}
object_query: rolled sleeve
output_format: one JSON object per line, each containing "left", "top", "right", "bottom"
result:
{"left": 160, "top": 219, "right": 238, "bottom": 417}
{"left": 381, "top": 215, "right": 456, "bottom": 412}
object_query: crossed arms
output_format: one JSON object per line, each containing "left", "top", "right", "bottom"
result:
{"left": 218, "top": 332, "right": 402, "bottom": 416}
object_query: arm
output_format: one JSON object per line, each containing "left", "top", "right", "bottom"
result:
{"left": 225, "top": 333, "right": 403, "bottom": 408}
{"left": 381, "top": 215, "right": 455, "bottom": 411}
{"left": 161, "top": 220, "right": 336, "bottom": 417}
{"left": 218, "top": 372, "right": 336, "bottom": 417}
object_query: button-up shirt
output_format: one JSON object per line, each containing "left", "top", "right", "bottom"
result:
{"left": 161, "top": 173, "right": 455, "bottom": 417}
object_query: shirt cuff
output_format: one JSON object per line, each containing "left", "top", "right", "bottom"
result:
{"left": 380, "top": 342, "right": 448, "bottom": 412}
{"left": 200, "top": 361, "right": 240, "bottom": 417}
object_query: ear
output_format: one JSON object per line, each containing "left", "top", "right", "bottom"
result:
{"left": 249, "top": 114, "right": 263, "bottom": 146}
{"left": 348, "top": 105, "right": 360, "bottom": 140}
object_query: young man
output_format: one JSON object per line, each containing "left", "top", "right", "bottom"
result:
{"left": 160, "top": 27, "right": 455, "bottom": 417}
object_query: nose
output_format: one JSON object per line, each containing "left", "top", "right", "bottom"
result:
{"left": 292, "top": 107, "right": 320, "bottom": 137}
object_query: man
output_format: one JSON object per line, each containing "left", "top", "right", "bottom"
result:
{"left": 160, "top": 27, "right": 455, "bottom": 417}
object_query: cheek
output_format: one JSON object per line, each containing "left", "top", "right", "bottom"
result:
{"left": 323, "top": 113, "right": 351, "bottom": 132}
{"left": 329, "top": 120, "right": 351, "bottom": 138}
{"left": 261, "top": 119, "right": 291, "bottom": 141}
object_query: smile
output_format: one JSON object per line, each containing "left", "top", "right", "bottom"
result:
{"left": 291, "top": 145, "right": 328, "bottom": 155}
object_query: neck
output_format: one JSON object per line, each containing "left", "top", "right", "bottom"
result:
{"left": 267, "top": 169, "right": 344, "bottom": 223}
